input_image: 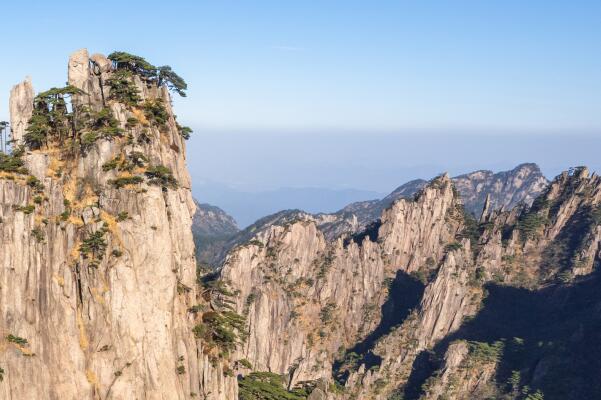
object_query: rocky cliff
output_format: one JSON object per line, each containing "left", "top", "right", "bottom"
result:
{"left": 216, "top": 167, "right": 600, "bottom": 399}
{"left": 2, "top": 51, "right": 599, "bottom": 400}
{"left": 0, "top": 50, "right": 238, "bottom": 399}
{"left": 203, "top": 164, "right": 548, "bottom": 268}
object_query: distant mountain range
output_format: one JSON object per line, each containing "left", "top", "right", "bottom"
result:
{"left": 192, "top": 163, "right": 548, "bottom": 267}
{"left": 192, "top": 182, "right": 385, "bottom": 228}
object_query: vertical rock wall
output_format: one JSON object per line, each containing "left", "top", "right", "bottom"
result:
{"left": 0, "top": 49, "right": 236, "bottom": 400}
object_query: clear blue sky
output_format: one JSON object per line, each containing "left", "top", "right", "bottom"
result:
{"left": 2, "top": 1, "right": 601, "bottom": 132}
{"left": 2, "top": 1, "right": 601, "bottom": 199}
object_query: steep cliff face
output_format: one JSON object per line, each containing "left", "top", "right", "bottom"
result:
{"left": 453, "top": 163, "right": 549, "bottom": 217}
{"left": 220, "top": 176, "right": 466, "bottom": 389}
{"left": 217, "top": 166, "right": 598, "bottom": 399}
{"left": 0, "top": 50, "right": 237, "bottom": 399}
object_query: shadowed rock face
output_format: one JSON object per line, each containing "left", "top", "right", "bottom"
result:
{"left": 1, "top": 50, "right": 237, "bottom": 399}
{"left": 9, "top": 77, "right": 35, "bottom": 145}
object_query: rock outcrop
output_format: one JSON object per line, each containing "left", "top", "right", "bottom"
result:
{"left": 215, "top": 166, "right": 599, "bottom": 399}
{"left": 202, "top": 164, "right": 549, "bottom": 268}
{"left": 9, "top": 77, "right": 35, "bottom": 145}
{"left": 0, "top": 50, "right": 237, "bottom": 399}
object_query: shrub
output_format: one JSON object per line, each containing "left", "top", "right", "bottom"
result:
{"left": 79, "top": 107, "right": 124, "bottom": 150}
{"left": 319, "top": 302, "right": 336, "bottom": 324}
{"left": 445, "top": 242, "right": 463, "bottom": 252}
{"left": 0, "top": 152, "right": 28, "bottom": 174}
{"left": 80, "top": 229, "right": 108, "bottom": 260}
{"left": 142, "top": 99, "right": 170, "bottom": 129}
{"left": 517, "top": 213, "right": 548, "bottom": 241}
{"left": 157, "top": 65, "right": 188, "bottom": 97}
{"left": 14, "top": 204, "right": 35, "bottom": 214}
{"left": 117, "top": 211, "right": 129, "bottom": 222}
{"left": 467, "top": 340, "right": 504, "bottom": 363}
{"left": 106, "top": 69, "right": 141, "bottom": 106}
{"left": 238, "top": 372, "right": 306, "bottom": 400}
{"left": 31, "top": 227, "right": 45, "bottom": 243}
{"left": 145, "top": 165, "right": 178, "bottom": 189}
{"left": 27, "top": 175, "right": 44, "bottom": 191}
{"left": 108, "top": 52, "right": 157, "bottom": 79}
{"left": 109, "top": 175, "right": 143, "bottom": 188}
{"left": 177, "top": 124, "right": 193, "bottom": 140}
{"left": 6, "top": 334, "right": 28, "bottom": 345}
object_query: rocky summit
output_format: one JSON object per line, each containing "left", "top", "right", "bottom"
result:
{"left": 1, "top": 50, "right": 601, "bottom": 400}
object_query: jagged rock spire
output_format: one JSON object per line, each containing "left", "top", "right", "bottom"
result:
{"left": 480, "top": 193, "right": 492, "bottom": 222}
{"left": 9, "top": 77, "right": 34, "bottom": 146}
{"left": 68, "top": 48, "right": 106, "bottom": 109}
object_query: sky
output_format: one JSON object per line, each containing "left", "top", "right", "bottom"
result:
{"left": 2, "top": 1, "right": 601, "bottom": 216}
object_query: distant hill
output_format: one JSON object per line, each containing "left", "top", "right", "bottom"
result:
{"left": 192, "top": 201, "right": 239, "bottom": 266}
{"left": 192, "top": 163, "right": 549, "bottom": 268}
{"left": 192, "top": 183, "right": 385, "bottom": 228}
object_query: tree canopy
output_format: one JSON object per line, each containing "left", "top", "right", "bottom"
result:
{"left": 107, "top": 51, "right": 187, "bottom": 97}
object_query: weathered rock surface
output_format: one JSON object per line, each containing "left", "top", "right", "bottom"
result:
{"left": 216, "top": 166, "right": 600, "bottom": 399}
{"left": 9, "top": 77, "right": 35, "bottom": 145}
{"left": 1, "top": 50, "right": 236, "bottom": 399}
{"left": 204, "top": 164, "right": 549, "bottom": 268}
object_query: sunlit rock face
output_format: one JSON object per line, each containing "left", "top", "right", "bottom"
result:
{"left": 0, "top": 49, "right": 237, "bottom": 400}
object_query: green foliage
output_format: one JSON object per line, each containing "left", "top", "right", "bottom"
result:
{"left": 177, "top": 124, "right": 193, "bottom": 140}
{"left": 508, "top": 370, "right": 521, "bottom": 393}
{"left": 145, "top": 165, "right": 178, "bottom": 189}
{"left": 193, "top": 310, "right": 248, "bottom": 354}
{"left": 80, "top": 132, "right": 99, "bottom": 150}
{"left": 26, "top": 175, "right": 44, "bottom": 191}
{"left": 103, "top": 152, "right": 148, "bottom": 173}
{"left": 79, "top": 107, "right": 124, "bottom": 151}
{"left": 14, "top": 204, "right": 35, "bottom": 214}
{"left": 107, "top": 51, "right": 157, "bottom": 79}
{"left": 117, "top": 211, "right": 129, "bottom": 222}
{"left": 176, "top": 365, "right": 186, "bottom": 375}
{"left": 445, "top": 242, "right": 463, "bottom": 252}
{"left": 80, "top": 228, "right": 108, "bottom": 260}
{"left": 319, "top": 302, "right": 336, "bottom": 324}
{"left": 158, "top": 65, "right": 188, "bottom": 97}
{"left": 0, "top": 366, "right": 4, "bottom": 382}
{"left": 6, "top": 334, "right": 28, "bottom": 345}
{"left": 142, "top": 99, "right": 170, "bottom": 129}
{"left": 525, "top": 390, "right": 545, "bottom": 400}
{"left": 107, "top": 52, "right": 188, "bottom": 97}
{"left": 0, "top": 151, "right": 28, "bottom": 174}
{"left": 238, "top": 358, "right": 253, "bottom": 369}
{"left": 517, "top": 212, "right": 548, "bottom": 242}
{"left": 106, "top": 69, "right": 141, "bottom": 106}
{"left": 108, "top": 175, "right": 143, "bottom": 188}
{"left": 36, "top": 85, "right": 84, "bottom": 100}
{"left": 31, "top": 227, "right": 45, "bottom": 243}
{"left": 467, "top": 340, "right": 504, "bottom": 363}
{"left": 24, "top": 111, "right": 52, "bottom": 149}
{"left": 24, "top": 85, "right": 84, "bottom": 150}
{"left": 238, "top": 372, "right": 307, "bottom": 400}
